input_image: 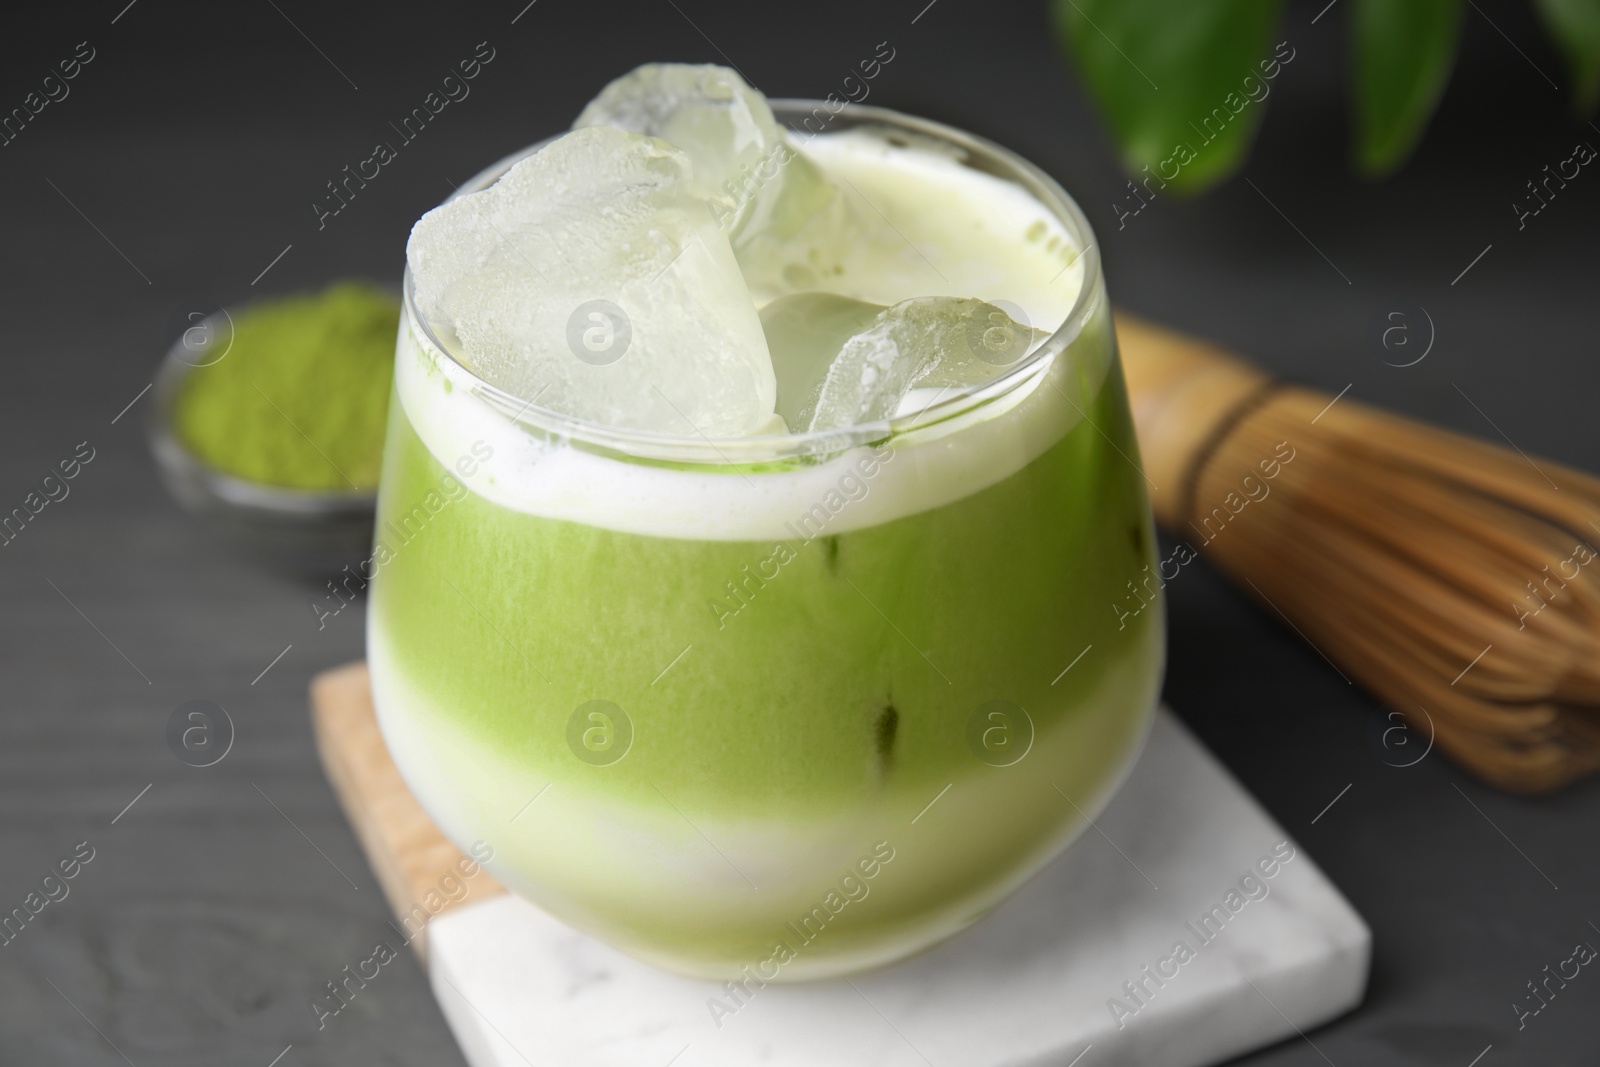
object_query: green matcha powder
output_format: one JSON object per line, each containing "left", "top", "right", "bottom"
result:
{"left": 174, "top": 282, "right": 399, "bottom": 491}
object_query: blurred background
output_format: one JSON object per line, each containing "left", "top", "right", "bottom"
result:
{"left": 1, "top": 0, "right": 1596, "bottom": 1063}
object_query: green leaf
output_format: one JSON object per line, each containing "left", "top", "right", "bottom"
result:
{"left": 1351, "top": 0, "right": 1464, "bottom": 176}
{"left": 1532, "top": 0, "right": 1600, "bottom": 114}
{"left": 1049, "top": 0, "right": 1285, "bottom": 195}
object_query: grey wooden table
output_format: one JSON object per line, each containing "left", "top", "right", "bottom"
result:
{"left": 2, "top": 1, "right": 1597, "bottom": 1064}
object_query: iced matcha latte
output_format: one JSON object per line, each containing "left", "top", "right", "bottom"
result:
{"left": 370, "top": 65, "right": 1162, "bottom": 980}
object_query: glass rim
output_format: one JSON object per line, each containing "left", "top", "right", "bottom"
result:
{"left": 402, "top": 99, "right": 1103, "bottom": 464}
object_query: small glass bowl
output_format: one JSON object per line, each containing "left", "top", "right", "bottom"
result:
{"left": 146, "top": 309, "right": 377, "bottom": 574}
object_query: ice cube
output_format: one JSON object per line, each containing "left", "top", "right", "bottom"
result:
{"left": 406, "top": 125, "right": 776, "bottom": 436}
{"left": 574, "top": 63, "right": 853, "bottom": 298}
{"left": 759, "top": 292, "right": 883, "bottom": 432}
{"left": 760, "top": 293, "right": 1041, "bottom": 432}
{"left": 574, "top": 63, "right": 773, "bottom": 227}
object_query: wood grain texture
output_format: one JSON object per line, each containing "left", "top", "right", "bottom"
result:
{"left": 310, "top": 662, "right": 504, "bottom": 961}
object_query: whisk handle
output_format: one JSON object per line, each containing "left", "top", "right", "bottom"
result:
{"left": 1114, "top": 312, "right": 1279, "bottom": 530}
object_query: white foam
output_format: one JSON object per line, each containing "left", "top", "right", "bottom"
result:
{"left": 791, "top": 128, "right": 1086, "bottom": 326}
{"left": 396, "top": 130, "right": 1100, "bottom": 543}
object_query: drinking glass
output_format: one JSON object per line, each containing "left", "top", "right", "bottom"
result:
{"left": 369, "top": 102, "right": 1163, "bottom": 980}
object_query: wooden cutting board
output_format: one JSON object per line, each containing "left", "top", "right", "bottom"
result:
{"left": 309, "top": 661, "right": 1369, "bottom": 1067}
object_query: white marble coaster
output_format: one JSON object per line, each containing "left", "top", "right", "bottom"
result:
{"left": 426, "top": 710, "right": 1369, "bottom": 1067}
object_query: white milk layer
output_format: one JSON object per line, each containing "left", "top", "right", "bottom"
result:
{"left": 398, "top": 128, "right": 1100, "bottom": 543}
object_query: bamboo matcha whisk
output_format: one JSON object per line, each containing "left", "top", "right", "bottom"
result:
{"left": 1116, "top": 313, "right": 1600, "bottom": 794}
